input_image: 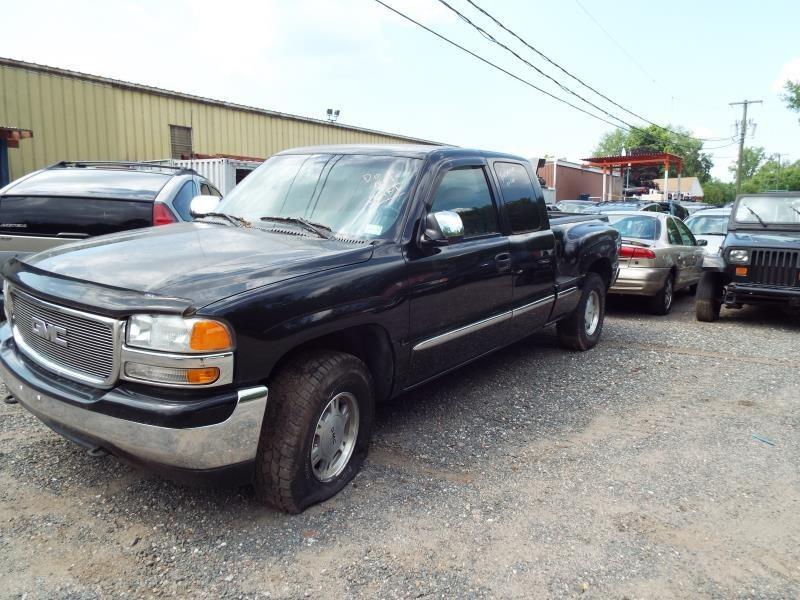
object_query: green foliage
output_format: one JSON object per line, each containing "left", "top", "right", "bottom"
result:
{"left": 592, "top": 124, "right": 713, "bottom": 182}
{"left": 783, "top": 81, "right": 800, "bottom": 118}
{"left": 741, "top": 159, "right": 800, "bottom": 193}
{"left": 702, "top": 179, "right": 736, "bottom": 206}
{"left": 728, "top": 146, "right": 766, "bottom": 181}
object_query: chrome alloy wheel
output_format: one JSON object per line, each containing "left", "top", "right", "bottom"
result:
{"left": 311, "top": 392, "right": 360, "bottom": 482}
{"left": 584, "top": 290, "right": 601, "bottom": 336}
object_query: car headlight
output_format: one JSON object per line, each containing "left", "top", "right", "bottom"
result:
{"left": 127, "top": 315, "right": 234, "bottom": 353}
{"left": 728, "top": 249, "right": 750, "bottom": 264}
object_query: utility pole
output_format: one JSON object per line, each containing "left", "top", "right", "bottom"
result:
{"left": 729, "top": 99, "right": 762, "bottom": 194}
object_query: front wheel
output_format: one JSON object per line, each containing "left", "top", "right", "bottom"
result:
{"left": 254, "top": 350, "right": 374, "bottom": 514}
{"left": 695, "top": 272, "right": 722, "bottom": 322}
{"left": 557, "top": 273, "right": 606, "bottom": 351}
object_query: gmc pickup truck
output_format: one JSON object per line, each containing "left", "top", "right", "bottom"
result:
{"left": 0, "top": 145, "right": 619, "bottom": 513}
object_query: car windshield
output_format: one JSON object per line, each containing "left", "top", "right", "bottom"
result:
{"left": 686, "top": 214, "right": 729, "bottom": 235}
{"left": 607, "top": 214, "right": 660, "bottom": 241}
{"left": 215, "top": 153, "right": 421, "bottom": 239}
{"left": 733, "top": 195, "right": 800, "bottom": 225}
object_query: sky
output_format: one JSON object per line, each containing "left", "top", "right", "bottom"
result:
{"left": 1, "top": 0, "right": 798, "bottom": 181}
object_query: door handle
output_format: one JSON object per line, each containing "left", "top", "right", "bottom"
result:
{"left": 495, "top": 252, "right": 511, "bottom": 273}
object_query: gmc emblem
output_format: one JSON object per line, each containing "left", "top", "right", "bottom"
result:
{"left": 31, "top": 316, "right": 68, "bottom": 348}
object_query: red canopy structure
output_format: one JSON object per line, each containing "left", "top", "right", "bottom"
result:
{"left": 581, "top": 152, "right": 683, "bottom": 201}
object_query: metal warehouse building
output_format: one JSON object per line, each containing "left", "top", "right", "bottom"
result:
{"left": 0, "top": 57, "right": 438, "bottom": 185}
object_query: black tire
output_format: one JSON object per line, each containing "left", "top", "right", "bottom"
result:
{"left": 254, "top": 350, "right": 374, "bottom": 514}
{"left": 648, "top": 273, "right": 674, "bottom": 315}
{"left": 556, "top": 273, "right": 606, "bottom": 351}
{"left": 695, "top": 272, "right": 722, "bottom": 322}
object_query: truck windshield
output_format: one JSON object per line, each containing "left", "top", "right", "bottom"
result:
{"left": 733, "top": 196, "right": 800, "bottom": 226}
{"left": 215, "top": 154, "right": 421, "bottom": 239}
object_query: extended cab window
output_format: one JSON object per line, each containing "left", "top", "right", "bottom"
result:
{"left": 430, "top": 167, "right": 498, "bottom": 238}
{"left": 493, "top": 162, "right": 540, "bottom": 233}
{"left": 172, "top": 180, "right": 198, "bottom": 221}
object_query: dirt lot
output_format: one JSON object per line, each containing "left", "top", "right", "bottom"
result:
{"left": 1, "top": 294, "right": 799, "bottom": 599}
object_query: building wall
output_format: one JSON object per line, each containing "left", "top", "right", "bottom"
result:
{"left": 0, "top": 59, "right": 436, "bottom": 182}
{"left": 540, "top": 161, "right": 622, "bottom": 201}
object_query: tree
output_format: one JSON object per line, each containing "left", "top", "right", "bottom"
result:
{"left": 741, "top": 159, "right": 800, "bottom": 193}
{"left": 701, "top": 179, "right": 736, "bottom": 206}
{"left": 728, "top": 146, "right": 766, "bottom": 181}
{"left": 783, "top": 81, "right": 800, "bottom": 120}
{"left": 592, "top": 124, "right": 713, "bottom": 182}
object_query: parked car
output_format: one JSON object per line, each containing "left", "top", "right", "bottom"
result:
{"left": 684, "top": 207, "right": 731, "bottom": 257}
{"left": 596, "top": 201, "right": 662, "bottom": 214}
{"left": 0, "top": 161, "right": 222, "bottom": 268}
{"left": 695, "top": 192, "right": 800, "bottom": 321}
{"left": 606, "top": 211, "right": 707, "bottom": 314}
{"left": 555, "top": 200, "right": 600, "bottom": 213}
{"left": 656, "top": 201, "right": 689, "bottom": 220}
{"left": 0, "top": 144, "right": 620, "bottom": 513}
{"left": 680, "top": 202, "right": 713, "bottom": 216}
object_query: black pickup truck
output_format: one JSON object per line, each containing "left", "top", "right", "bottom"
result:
{"left": 0, "top": 145, "right": 619, "bottom": 513}
{"left": 695, "top": 192, "right": 800, "bottom": 321}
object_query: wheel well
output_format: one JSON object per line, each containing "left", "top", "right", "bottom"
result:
{"left": 269, "top": 325, "right": 395, "bottom": 402}
{"left": 587, "top": 257, "right": 613, "bottom": 289}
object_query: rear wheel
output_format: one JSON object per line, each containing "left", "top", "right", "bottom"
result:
{"left": 254, "top": 350, "right": 374, "bottom": 514}
{"left": 557, "top": 273, "right": 606, "bottom": 351}
{"left": 695, "top": 273, "right": 722, "bottom": 322}
{"left": 648, "top": 273, "right": 674, "bottom": 315}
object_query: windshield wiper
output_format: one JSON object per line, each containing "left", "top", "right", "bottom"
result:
{"left": 792, "top": 206, "right": 800, "bottom": 218}
{"left": 197, "top": 212, "right": 251, "bottom": 227}
{"left": 742, "top": 204, "right": 767, "bottom": 227}
{"left": 260, "top": 216, "right": 333, "bottom": 239}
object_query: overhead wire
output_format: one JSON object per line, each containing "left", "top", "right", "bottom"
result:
{"left": 372, "top": 0, "right": 631, "bottom": 132}
{"left": 452, "top": 0, "right": 730, "bottom": 143}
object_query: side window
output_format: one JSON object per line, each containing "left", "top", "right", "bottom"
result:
{"left": 171, "top": 180, "right": 198, "bottom": 221}
{"left": 675, "top": 218, "right": 697, "bottom": 246}
{"left": 430, "top": 166, "right": 498, "bottom": 238}
{"left": 201, "top": 182, "right": 222, "bottom": 197}
{"left": 493, "top": 162, "right": 540, "bottom": 233}
{"left": 666, "top": 218, "right": 682, "bottom": 245}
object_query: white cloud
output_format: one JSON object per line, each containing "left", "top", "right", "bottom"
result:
{"left": 773, "top": 57, "right": 800, "bottom": 91}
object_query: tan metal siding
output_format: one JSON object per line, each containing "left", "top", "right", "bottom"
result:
{"left": 1, "top": 62, "right": 430, "bottom": 181}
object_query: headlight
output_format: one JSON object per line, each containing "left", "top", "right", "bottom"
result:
{"left": 728, "top": 249, "right": 750, "bottom": 264}
{"left": 127, "top": 315, "right": 234, "bottom": 353}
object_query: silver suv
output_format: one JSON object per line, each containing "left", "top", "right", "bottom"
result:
{"left": 0, "top": 161, "right": 222, "bottom": 267}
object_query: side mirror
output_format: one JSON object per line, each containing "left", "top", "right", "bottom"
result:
{"left": 422, "top": 210, "right": 464, "bottom": 246}
{"left": 189, "top": 195, "right": 220, "bottom": 218}
{"left": 696, "top": 239, "right": 708, "bottom": 246}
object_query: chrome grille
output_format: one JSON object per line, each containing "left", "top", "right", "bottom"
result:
{"left": 9, "top": 288, "right": 121, "bottom": 386}
{"left": 749, "top": 249, "right": 800, "bottom": 287}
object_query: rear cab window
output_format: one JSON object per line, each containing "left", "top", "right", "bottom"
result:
{"left": 492, "top": 162, "right": 540, "bottom": 233}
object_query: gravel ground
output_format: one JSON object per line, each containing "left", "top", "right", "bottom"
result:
{"left": 1, "top": 294, "right": 799, "bottom": 599}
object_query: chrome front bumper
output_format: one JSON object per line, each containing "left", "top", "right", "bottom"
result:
{"left": 0, "top": 328, "right": 268, "bottom": 471}
{"left": 609, "top": 266, "right": 670, "bottom": 296}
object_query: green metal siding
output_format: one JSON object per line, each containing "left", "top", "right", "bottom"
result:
{"left": 0, "top": 60, "right": 435, "bottom": 182}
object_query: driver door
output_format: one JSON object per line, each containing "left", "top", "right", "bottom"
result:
{"left": 405, "top": 161, "right": 512, "bottom": 387}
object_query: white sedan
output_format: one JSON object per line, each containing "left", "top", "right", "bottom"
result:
{"left": 684, "top": 207, "right": 731, "bottom": 257}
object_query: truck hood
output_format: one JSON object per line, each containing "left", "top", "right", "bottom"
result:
{"left": 15, "top": 223, "right": 373, "bottom": 311}
{"left": 725, "top": 230, "right": 800, "bottom": 250}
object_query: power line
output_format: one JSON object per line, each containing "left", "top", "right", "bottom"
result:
{"left": 372, "top": 0, "right": 630, "bottom": 131}
{"left": 456, "top": 0, "right": 729, "bottom": 143}
{"left": 573, "top": 0, "right": 660, "bottom": 90}
{"left": 434, "top": 0, "right": 637, "bottom": 132}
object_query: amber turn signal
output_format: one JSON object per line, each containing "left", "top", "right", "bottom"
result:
{"left": 735, "top": 266, "right": 748, "bottom": 276}
{"left": 189, "top": 321, "right": 233, "bottom": 352}
{"left": 186, "top": 367, "right": 221, "bottom": 384}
